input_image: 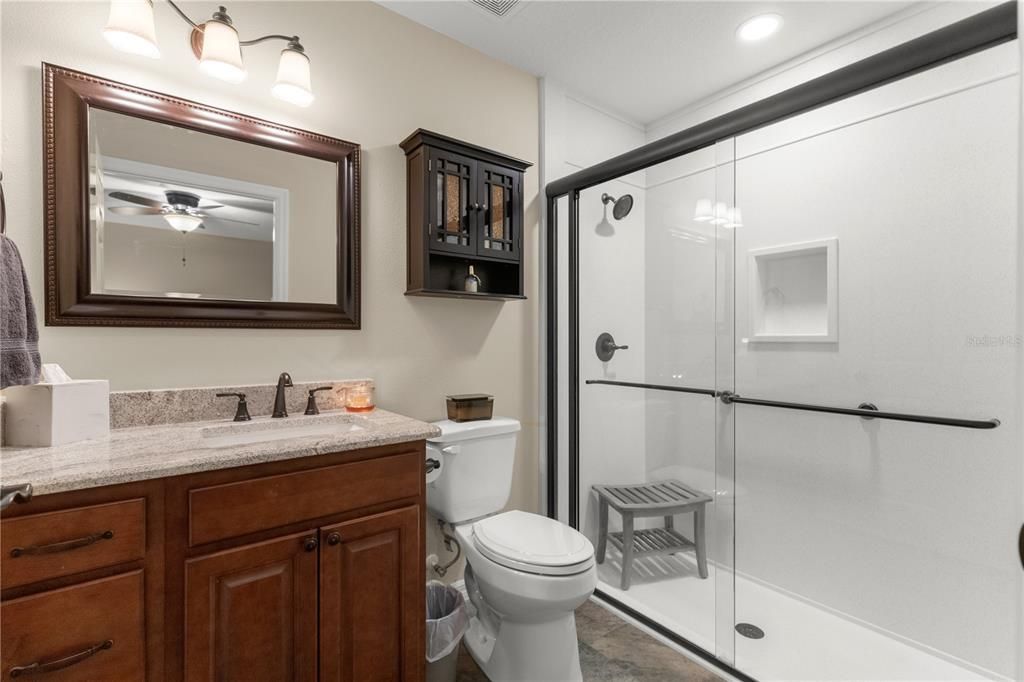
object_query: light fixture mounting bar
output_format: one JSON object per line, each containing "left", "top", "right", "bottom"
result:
{"left": 164, "top": 0, "right": 199, "bottom": 28}
{"left": 163, "top": 0, "right": 304, "bottom": 56}
{"left": 239, "top": 34, "right": 300, "bottom": 48}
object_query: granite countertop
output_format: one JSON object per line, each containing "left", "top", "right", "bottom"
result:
{"left": 1, "top": 409, "right": 441, "bottom": 496}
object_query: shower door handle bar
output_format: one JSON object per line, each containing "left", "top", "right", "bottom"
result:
{"left": 719, "top": 392, "right": 1000, "bottom": 430}
{"left": 584, "top": 381, "right": 1000, "bottom": 428}
{"left": 584, "top": 379, "right": 718, "bottom": 397}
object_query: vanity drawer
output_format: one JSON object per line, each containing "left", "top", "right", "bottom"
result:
{"left": 1, "top": 499, "right": 146, "bottom": 589}
{"left": 189, "top": 451, "right": 421, "bottom": 546}
{"left": 1, "top": 570, "right": 145, "bottom": 681}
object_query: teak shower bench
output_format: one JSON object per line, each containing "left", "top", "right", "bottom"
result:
{"left": 593, "top": 480, "right": 712, "bottom": 590}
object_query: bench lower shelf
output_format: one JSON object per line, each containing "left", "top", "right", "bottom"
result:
{"left": 607, "top": 527, "right": 695, "bottom": 559}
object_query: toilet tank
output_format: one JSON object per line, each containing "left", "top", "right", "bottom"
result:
{"left": 425, "top": 417, "right": 520, "bottom": 524}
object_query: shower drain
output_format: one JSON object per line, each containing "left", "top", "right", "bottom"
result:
{"left": 735, "top": 623, "right": 765, "bottom": 639}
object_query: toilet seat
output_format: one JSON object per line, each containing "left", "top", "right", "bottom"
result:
{"left": 472, "top": 510, "right": 594, "bottom": 576}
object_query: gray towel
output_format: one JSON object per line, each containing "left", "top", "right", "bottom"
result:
{"left": 1, "top": 234, "right": 41, "bottom": 388}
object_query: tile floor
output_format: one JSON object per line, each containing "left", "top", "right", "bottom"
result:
{"left": 456, "top": 599, "right": 723, "bottom": 681}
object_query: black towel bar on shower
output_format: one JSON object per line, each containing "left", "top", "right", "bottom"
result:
{"left": 585, "top": 380, "right": 1000, "bottom": 429}
{"left": 584, "top": 379, "right": 718, "bottom": 397}
{"left": 719, "top": 393, "right": 1000, "bottom": 430}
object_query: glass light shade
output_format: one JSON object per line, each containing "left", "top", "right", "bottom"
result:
{"left": 163, "top": 213, "right": 203, "bottom": 232}
{"left": 272, "top": 48, "right": 314, "bottom": 107}
{"left": 693, "top": 199, "right": 713, "bottom": 222}
{"left": 199, "top": 20, "right": 246, "bottom": 84}
{"left": 103, "top": 0, "right": 160, "bottom": 59}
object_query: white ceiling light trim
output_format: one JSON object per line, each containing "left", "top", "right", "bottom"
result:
{"left": 737, "top": 13, "right": 783, "bottom": 42}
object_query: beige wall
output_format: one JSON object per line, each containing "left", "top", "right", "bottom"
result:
{"left": 1, "top": 1, "right": 541, "bottom": 575}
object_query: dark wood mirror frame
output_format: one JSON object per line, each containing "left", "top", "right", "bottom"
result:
{"left": 42, "top": 63, "right": 360, "bottom": 329}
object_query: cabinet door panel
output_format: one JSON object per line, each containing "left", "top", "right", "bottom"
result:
{"left": 185, "top": 531, "right": 317, "bottom": 682}
{"left": 427, "top": 150, "right": 477, "bottom": 256}
{"left": 319, "top": 506, "right": 422, "bottom": 682}
{"left": 476, "top": 162, "right": 521, "bottom": 261}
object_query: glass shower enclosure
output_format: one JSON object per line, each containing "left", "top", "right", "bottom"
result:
{"left": 545, "top": 5, "right": 1023, "bottom": 680}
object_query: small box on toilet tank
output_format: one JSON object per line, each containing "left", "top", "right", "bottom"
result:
{"left": 3, "top": 380, "right": 110, "bottom": 447}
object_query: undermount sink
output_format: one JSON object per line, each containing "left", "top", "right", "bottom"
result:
{"left": 200, "top": 413, "right": 365, "bottom": 448}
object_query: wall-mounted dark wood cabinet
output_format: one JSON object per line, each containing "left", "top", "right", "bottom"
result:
{"left": 401, "top": 130, "right": 531, "bottom": 301}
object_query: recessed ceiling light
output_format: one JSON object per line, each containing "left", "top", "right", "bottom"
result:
{"left": 737, "top": 13, "right": 783, "bottom": 42}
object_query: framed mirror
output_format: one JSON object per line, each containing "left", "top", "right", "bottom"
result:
{"left": 43, "top": 64, "right": 360, "bottom": 328}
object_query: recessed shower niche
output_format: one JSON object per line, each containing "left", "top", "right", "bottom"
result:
{"left": 747, "top": 238, "right": 837, "bottom": 343}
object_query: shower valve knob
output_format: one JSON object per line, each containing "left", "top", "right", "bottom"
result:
{"left": 596, "top": 332, "right": 628, "bottom": 362}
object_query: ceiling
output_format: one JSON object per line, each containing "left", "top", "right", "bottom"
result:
{"left": 380, "top": 1, "right": 916, "bottom": 124}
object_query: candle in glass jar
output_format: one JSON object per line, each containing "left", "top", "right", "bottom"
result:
{"left": 346, "top": 385, "right": 375, "bottom": 412}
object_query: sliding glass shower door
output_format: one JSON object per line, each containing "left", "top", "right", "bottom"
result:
{"left": 574, "top": 140, "right": 739, "bottom": 663}
{"left": 565, "top": 39, "right": 1022, "bottom": 681}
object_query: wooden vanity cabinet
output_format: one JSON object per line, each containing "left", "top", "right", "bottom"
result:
{"left": 0, "top": 441, "right": 427, "bottom": 682}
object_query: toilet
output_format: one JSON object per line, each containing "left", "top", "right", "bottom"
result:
{"left": 425, "top": 417, "right": 596, "bottom": 682}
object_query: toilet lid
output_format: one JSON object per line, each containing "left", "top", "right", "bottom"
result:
{"left": 473, "top": 510, "right": 594, "bottom": 576}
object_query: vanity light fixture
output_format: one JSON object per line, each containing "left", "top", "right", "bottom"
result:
{"left": 737, "top": 13, "right": 783, "bottom": 42}
{"left": 103, "top": 0, "right": 314, "bottom": 106}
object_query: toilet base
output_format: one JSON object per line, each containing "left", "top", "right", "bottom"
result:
{"left": 463, "top": 609, "right": 583, "bottom": 682}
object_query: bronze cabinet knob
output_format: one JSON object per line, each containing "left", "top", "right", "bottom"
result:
{"left": 303, "top": 536, "right": 318, "bottom": 552}
{"left": 327, "top": 532, "right": 341, "bottom": 546}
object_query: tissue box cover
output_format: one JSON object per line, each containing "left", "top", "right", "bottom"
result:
{"left": 4, "top": 380, "right": 110, "bottom": 447}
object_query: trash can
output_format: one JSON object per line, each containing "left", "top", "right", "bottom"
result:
{"left": 426, "top": 581, "right": 469, "bottom": 682}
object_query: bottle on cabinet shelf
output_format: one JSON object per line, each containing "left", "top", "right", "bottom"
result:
{"left": 464, "top": 265, "right": 481, "bottom": 293}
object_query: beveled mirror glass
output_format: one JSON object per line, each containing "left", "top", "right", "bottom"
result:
{"left": 45, "top": 64, "right": 360, "bottom": 328}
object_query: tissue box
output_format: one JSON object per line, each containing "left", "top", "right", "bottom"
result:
{"left": 3, "top": 380, "right": 110, "bottom": 447}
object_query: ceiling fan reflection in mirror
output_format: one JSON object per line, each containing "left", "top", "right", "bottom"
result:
{"left": 107, "top": 189, "right": 259, "bottom": 233}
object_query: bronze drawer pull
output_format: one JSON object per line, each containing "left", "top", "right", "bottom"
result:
{"left": 10, "top": 530, "right": 114, "bottom": 558}
{"left": 9, "top": 639, "right": 113, "bottom": 677}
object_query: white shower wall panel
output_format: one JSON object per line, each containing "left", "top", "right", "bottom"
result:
{"left": 731, "top": 61, "right": 1020, "bottom": 676}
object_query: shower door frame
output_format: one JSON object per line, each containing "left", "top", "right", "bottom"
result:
{"left": 543, "top": 3, "right": 1019, "bottom": 678}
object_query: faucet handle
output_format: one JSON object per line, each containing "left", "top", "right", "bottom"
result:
{"left": 304, "top": 386, "right": 333, "bottom": 416}
{"left": 216, "top": 392, "right": 252, "bottom": 422}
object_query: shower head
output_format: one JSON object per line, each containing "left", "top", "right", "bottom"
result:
{"left": 601, "top": 193, "right": 633, "bottom": 220}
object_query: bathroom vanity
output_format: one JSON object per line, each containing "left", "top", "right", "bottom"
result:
{"left": 0, "top": 408, "right": 438, "bottom": 681}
